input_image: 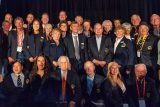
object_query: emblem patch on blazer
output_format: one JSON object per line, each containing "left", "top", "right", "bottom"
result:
{"left": 105, "top": 48, "right": 109, "bottom": 54}
{"left": 96, "top": 88, "right": 101, "bottom": 93}
{"left": 121, "top": 42, "right": 126, "bottom": 48}
{"left": 26, "top": 79, "right": 30, "bottom": 84}
{"left": 147, "top": 46, "right": 152, "bottom": 50}
{"left": 81, "top": 43, "right": 85, "bottom": 49}
{"left": 71, "top": 84, "right": 75, "bottom": 94}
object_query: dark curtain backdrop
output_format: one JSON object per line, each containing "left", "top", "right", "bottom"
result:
{"left": 0, "top": 0, "right": 160, "bottom": 26}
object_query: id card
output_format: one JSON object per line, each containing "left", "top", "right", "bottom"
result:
{"left": 137, "top": 51, "right": 141, "bottom": 58}
{"left": 17, "top": 46, "right": 22, "bottom": 52}
{"left": 138, "top": 99, "right": 146, "bottom": 107}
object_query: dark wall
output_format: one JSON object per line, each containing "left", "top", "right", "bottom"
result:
{"left": 0, "top": 0, "right": 160, "bottom": 26}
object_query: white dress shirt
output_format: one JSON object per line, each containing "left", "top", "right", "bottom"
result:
{"left": 114, "top": 37, "right": 123, "bottom": 53}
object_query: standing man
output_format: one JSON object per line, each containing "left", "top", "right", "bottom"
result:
{"left": 64, "top": 21, "right": 87, "bottom": 75}
{"left": 87, "top": 23, "right": 113, "bottom": 76}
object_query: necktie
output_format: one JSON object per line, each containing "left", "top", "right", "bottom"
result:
{"left": 17, "top": 75, "right": 22, "bottom": 87}
{"left": 87, "top": 78, "right": 93, "bottom": 95}
{"left": 62, "top": 76, "right": 66, "bottom": 99}
{"left": 73, "top": 36, "right": 80, "bottom": 60}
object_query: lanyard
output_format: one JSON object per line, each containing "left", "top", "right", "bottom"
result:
{"left": 136, "top": 78, "right": 146, "bottom": 98}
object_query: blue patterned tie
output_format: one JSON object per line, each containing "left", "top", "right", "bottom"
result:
{"left": 17, "top": 75, "right": 22, "bottom": 87}
{"left": 87, "top": 77, "right": 93, "bottom": 95}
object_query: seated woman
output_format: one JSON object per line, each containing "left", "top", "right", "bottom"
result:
{"left": 44, "top": 28, "right": 65, "bottom": 71}
{"left": 101, "top": 61, "right": 128, "bottom": 107}
{"left": 29, "top": 55, "right": 50, "bottom": 103}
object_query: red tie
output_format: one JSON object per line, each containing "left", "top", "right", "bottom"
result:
{"left": 62, "top": 76, "right": 66, "bottom": 98}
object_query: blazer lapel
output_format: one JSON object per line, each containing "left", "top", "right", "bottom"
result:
{"left": 99, "top": 36, "right": 105, "bottom": 53}
{"left": 93, "top": 35, "right": 99, "bottom": 53}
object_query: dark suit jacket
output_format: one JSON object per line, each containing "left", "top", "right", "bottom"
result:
{"left": 127, "top": 77, "right": 159, "bottom": 107}
{"left": 41, "top": 69, "right": 81, "bottom": 104}
{"left": 81, "top": 74, "right": 104, "bottom": 103}
{"left": 63, "top": 34, "right": 87, "bottom": 63}
{"left": 87, "top": 35, "right": 113, "bottom": 63}
{"left": 1, "top": 73, "right": 30, "bottom": 106}
{"left": 8, "top": 30, "right": 28, "bottom": 60}
{"left": 101, "top": 78, "right": 127, "bottom": 107}
{"left": 113, "top": 36, "right": 135, "bottom": 70}
{"left": 25, "top": 33, "right": 44, "bottom": 59}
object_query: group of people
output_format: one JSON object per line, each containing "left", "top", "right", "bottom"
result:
{"left": 0, "top": 10, "right": 160, "bottom": 107}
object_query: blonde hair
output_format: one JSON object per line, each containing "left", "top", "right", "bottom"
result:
{"left": 107, "top": 61, "right": 121, "bottom": 86}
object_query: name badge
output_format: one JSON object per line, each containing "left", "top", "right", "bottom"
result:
{"left": 17, "top": 46, "right": 22, "bottom": 52}
{"left": 138, "top": 99, "right": 146, "bottom": 107}
{"left": 137, "top": 51, "right": 141, "bottom": 58}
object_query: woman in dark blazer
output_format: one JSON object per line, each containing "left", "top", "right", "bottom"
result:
{"left": 43, "top": 28, "right": 65, "bottom": 71}
{"left": 25, "top": 19, "right": 45, "bottom": 71}
{"left": 101, "top": 61, "right": 128, "bottom": 107}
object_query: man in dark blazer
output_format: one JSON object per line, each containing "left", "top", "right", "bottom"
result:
{"left": 63, "top": 21, "right": 87, "bottom": 75}
{"left": 87, "top": 23, "right": 113, "bottom": 76}
{"left": 0, "top": 20, "right": 11, "bottom": 76}
{"left": 127, "top": 64, "right": 159, "bottom": 107}
{"left": 136, "top": 22, "right": 158, "bottom": 79}
{"left": 1, "top": 60, "right": 30, "bottom": 107}
{"left": 81, "top": 61, "right": 104, "bottom": 107}
{"left": 8, "top": 17, "right": 28, "bottom": 64}
{"left": 44, "top": 56, "right": 81, "bottom": 107}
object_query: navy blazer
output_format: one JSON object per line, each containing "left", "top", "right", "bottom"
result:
{"left": 81, "top": 74, "right": 104, "bottom": 102}
{"left": 25, "top": 33, "right": 44, "bottom": 59}
{"left": 113, "top": 36, "right": 135, "bottom": 70}
{"left": 87, "top": 35, "right": 113, "bottom": 63}
{"left": 43, "top": 40, "right": 65, "bottom": 63}
{"left": 8, "top": 30, "right": 28, "bottom": 60}
{"left": 101, "top": 78, "right": 128, "bottom": 107}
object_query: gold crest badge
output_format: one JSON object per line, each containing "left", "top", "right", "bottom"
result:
{"left": 105, "top": 48, "right": 109, "bottom": 54}
{"left": 121, "top": 43, "right": 126, "bottom": 48}
{"left": 26, "top": 79, "right": 30, "bottom": 84}
{"left": 96, "top": 88, "right": 101, "bottom": 93}
{"left": 147, "top": 46, "right": 152, "bottom": 50}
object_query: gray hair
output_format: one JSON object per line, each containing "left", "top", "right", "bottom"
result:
{"left": 135, "top": 63, "right": 147, "bottom": 72}
{"left": 102, "top": 20, "right": 113, "bottom": 29}
{"left": 131, "top": 14, "right": 141, "bottom": 22}
{"left": 122, "top": 22, "right": 132, "bottom": 29}
{"left": 14, "top": 17, "right": 24, "bottom": 24}
{"left": 58, "top": 56, "right": 70, "bottom": 65}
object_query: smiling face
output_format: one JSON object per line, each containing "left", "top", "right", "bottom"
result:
{"left": 51, "top": 29, "right": 61, "bottom": 41}
{"left": 94, "top": 23, "right": 103, "bottom": 37}
{"left": 13, "top": 62, "right": 23, "bottom": 74}
{"left": 37, "top": 56, "right": 45, "bottom": 71}
{"left": 138, "top": 25, "right": 149, "bottom": 36}
{"left": 59, "top": 11, "right": 67, "bottom": 21}
{"left": 115, "top": 28, "right": 125, "bottom": 39}
{"left": 33, "top": 20, "right": 40, "bottom": 32}
{"left": 15, "top": 19, "right": 23, "bottom": 30}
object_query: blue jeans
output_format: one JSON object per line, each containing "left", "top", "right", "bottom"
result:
{"left": 0, "top": 58, "right": 8, "bottom": 76}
